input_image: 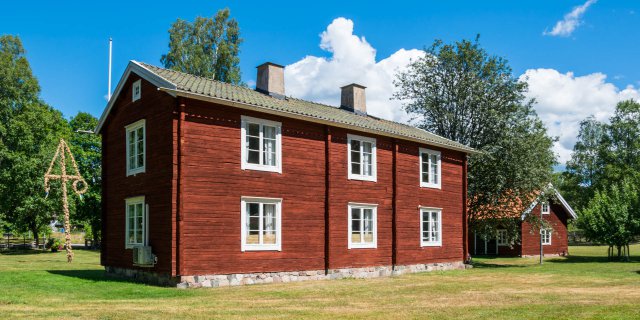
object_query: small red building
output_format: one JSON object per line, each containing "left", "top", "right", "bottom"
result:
{"left": 470, "top": 186, "right": 577, "bottom": 257}
{"left": 96, "top": 61, "right": 476, "bottom": 287}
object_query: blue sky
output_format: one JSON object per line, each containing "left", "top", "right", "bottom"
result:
{"left": 2, "top": 0, "right": 639, "bottom": 163}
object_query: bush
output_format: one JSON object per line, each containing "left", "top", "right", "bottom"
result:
{"left": 46, "top": 238, "right": 63, "bottom": 252}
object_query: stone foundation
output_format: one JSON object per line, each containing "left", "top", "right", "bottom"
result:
{"left": 105, "top": 266, "right": 177, "bottom": 287}
{"left": 106, "top": 261, "right": 468, "bottom": 288}
{"left": 177, "top": 261, "right": 467, "bottom": 289}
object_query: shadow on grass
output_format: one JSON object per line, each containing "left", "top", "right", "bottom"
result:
{"left": 0, "top": 249, "right": 54, "bottom": 256}
{"left": 47, "top": 270, "right": 141, "bottom": 284}
{"left": 548, "top": 255, "right": 639, "bottom": 264}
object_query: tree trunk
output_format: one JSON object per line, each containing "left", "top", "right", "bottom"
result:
{"left": 29, "top": 223, "right": 39, "bottom": 248}
{"left": 617, "top": 245, "right": 622, "bottom": 259}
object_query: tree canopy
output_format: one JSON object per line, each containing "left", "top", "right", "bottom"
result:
{"left": 394, "top": 37, "right": 556, "bottom": 242}
{"left": 161, "top": 8, "right": 243, "bottom": 84}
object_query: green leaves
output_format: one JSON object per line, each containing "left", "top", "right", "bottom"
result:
{"left": 160, "top": 8, "right": 242, "bottom": 84}
{"left": 394, "top": 37, "right": 556, "bottom": 241}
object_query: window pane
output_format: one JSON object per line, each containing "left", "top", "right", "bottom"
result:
{"left": 128, "top": 205, "right": 135, "bottom": 243}
{"left": 248, "top": 150, "right": 260, "bottom": 164}
{"left": 263, "top": 126, "right": 276, "bottom": 139}
{"left": 263, "top": 139, "right": 276, "bottom": 166}
{"left": 430, "top": 155, "right": 438, "bottom": 184}
{"left": 363, "top": 141, "right": 372, "bottom": 153}
{"left": 351, "top": 208, "right": 361, "bottom": 244}
{"left": 247, "top": 229, "right": 260, "bottom": 244}
{"left": 351, "top": 162, "right": 361, "bottom": 175}
{"left": 363, "top": 153, "right": 372, "bottom": 176}
{"left": 137, "top": 153, "right": 144, "bottom": 168}
{"left": 247, "top": 123, "right": 260, "bottom": 137}
{"left": 247, "top": 202, "right": 260, "bottom": 245}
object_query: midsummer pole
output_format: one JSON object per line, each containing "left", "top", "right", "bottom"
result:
{"left": 44, "top": 139, "right": 88, "bottom": 262}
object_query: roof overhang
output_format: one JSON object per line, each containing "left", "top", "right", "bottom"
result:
{"left": 95, "top": 61, "right": 177, "bottom": 133}
{"left": 158, "top": 87, "right": 480, "bottom": 155}
{"left": 521, "top": 183, "right": 577, "bottom": 220}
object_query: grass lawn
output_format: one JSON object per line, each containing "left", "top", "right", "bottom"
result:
{"left": 1, "top": 246, "right": 639, "bottom": 319}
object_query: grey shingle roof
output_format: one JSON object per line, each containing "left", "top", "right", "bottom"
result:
{"left": 137, "top": 62, "right": 475, "bottom": 153}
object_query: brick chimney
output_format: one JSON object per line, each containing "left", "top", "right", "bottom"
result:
{"left": 256, "top": 62, "right": 285, "bottom": 99}
{"left": 340, "top": 84, "right": 367, "bottom": 115}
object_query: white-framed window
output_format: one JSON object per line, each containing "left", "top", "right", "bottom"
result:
{"left": 125, "top": 196, "right": 146, "bottom": 248}
{"left": 241, "top": 197, "right": 282, "bottom": 251}
{"left": 541, "top": 202, "right": 550, "bottom": 214}
{"left": 240, "top": 116, "right": 282, "bottom": 173}
{"left": 497, "top": 229, "right": 508, "bottom": 246}
{"left": 347, "top": 134, "right": 377, "bottom": 182}
{"left": 132, "top": 79, "right": 141, "bottom": 102}
{"left": 420, "top": 207, "right": 442, "bottom": 247}
{"left": 419, "top": 148, "right": 441, "bottom": 188}
{"left": 125, "top": 119, "right": 145, "bottom": 176}
{"left": 541, "top": 228, "right": 552, "bottom": 245}
{"left": 348, "top": 203, "right": 377, "bottom": 249}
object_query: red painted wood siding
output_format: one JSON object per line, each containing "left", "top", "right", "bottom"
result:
{"left": 178, "top": 99, "right": 327, "bottom": 275}
{"left": 101, "top": 75, "right": 176, "bottom": 275}
{"left": 395, "top": 143, "right": 465, "bottom": 265}
{"left": 102, "top": 79, "right": 468, "bottom": 276}
{"left": 521, "top": 202, "right": 569, "bottom": 256}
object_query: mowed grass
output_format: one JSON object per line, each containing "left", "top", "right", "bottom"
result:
{"left": 1, "top": 246, "right": 639, "bottom": 319}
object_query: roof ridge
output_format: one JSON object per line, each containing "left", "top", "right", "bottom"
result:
{"left": 134, "top": 61, "right": 476, "bottom": 153}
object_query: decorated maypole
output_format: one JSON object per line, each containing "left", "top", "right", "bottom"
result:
{"left": 44, "top": 139, "right": 88, "bottom": 263}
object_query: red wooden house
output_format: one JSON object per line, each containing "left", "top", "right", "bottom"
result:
{"left": 96, "top": 61, "right": 476, "bottom": 287}
{"left": 470, "top": 185, "right": 577, "bottom": 257}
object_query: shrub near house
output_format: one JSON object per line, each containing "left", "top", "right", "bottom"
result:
{"left": 97, "top": 61, "right": 476, "bottom": 287}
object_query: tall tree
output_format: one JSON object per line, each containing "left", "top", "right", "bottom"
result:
{"left": 161, "top": 8, "right": 242, "bottom": 84}
{"left": 561, "top": 117, "right": 607, "bottom": 210}
{"left": 0, "top": 35, "right": 71, "bottom": 246}
{"left": 69, "top": 112, "right": 101, "bottom": 244}
{"left": 579, "top": 179, "right": 640, "bottom": 260}
{"left": 394, "top": 37, "right": 556, "bottom": 242}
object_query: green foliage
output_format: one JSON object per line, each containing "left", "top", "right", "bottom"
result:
{"left": 578, "top": 179, "right": 640, "bottom": 260}
{"left": 161, "top": 8, "right": 242, "bottom": 84}
{"left": 46, "top": 237, "right": 63, "bottom": 250}
{"left": 560, "top": 100, "right": 640, "bottom": 211}
{"left": 0, "top": 35, "right": 72, "bottom": 246}
{"left": 68, "top": 112, "right": 101, "bottom": 242}
{"left": 394, "top": 37, "right": 556, "bottom": 241}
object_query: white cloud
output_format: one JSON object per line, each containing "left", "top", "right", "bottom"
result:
{"left": 284, "top": 17, "right": 424, "bottom": 123}
{"left": 544, "top": 0, "right": 597, "bottom": 37}
{"left": 284, "top": 17, "right": 640, "bottom": 166}
{"left": 521, "top": 69, "right": 640, "bottom": 163}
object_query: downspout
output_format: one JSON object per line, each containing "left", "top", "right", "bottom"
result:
{"left": 324, "top": 126, "right": 331, "bottom": 274}
{"left": 176, "top": 97, "right": 186, "bottom": 277}
{"left": 391, "top": 140, "right": 398, "bottom": 270}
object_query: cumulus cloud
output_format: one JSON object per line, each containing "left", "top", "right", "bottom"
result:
{"left": 284, "top": 17, "right": 640, "bottom": 166}
{"left": 521, "top": 69, "right": 640, "bottom": 163}
{"left": 284, "top": 17, "right": 424, "bottom": 123}
{"left": 544, "top": 0, "right": 597, "bottom": 37}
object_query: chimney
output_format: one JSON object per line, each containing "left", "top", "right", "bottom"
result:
{"left": 256, "top": 62, "right": 285, "bottom": 99}
{"left": 340, "top": 83, "right": 367, "bottom": 115}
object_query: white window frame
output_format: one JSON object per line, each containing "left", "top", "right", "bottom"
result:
{"left": 419, "top": 148, "right": 441, "bottom": 189}
{"left": 347, "top": 134, "right": 377, "bottom": 182}
{"left": 541, "top": 228, "right": 552, "bottom": 245}
{"left": 419, "top": 207, "right": 442, "bottom": 247}
{"left": 125, "top": 196, "right": 146, "bottom": 249}
{"left": 497, "top": 229, "right": 508, "bottom": 246}
{"left": 132, "top": 79, "right": 141, "bottom": 102}
{"left": 125, "top": 119, "right": 146, "bottom": 176}
{"left": 240, "top": 116, "right": 282, "bottom": 173}
{"left": 240, "top": 197, "right": 282, "bottom": 251}
{"left": 348, "top": 203, "right": 378, "bottom": 249}
{"left": 541, "top": 202, "right": 550, "bottom": 215}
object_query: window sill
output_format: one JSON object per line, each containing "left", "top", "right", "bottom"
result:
{"left": 348, "top": 174, "right": 377, "bottom": 182}
{"left": 127, "top": 168, "right": 146, "bottom": 176}
{"left": 420, "top": 183, "right": 441, "bottom": 189}
{"left": 242, "top": 245, "right": 282, "bottom": 252}
{"left": 241, "top": 163, "right": 282, "bottom": 174}
{"left": 421, "top": 242, "right": 442, "bottom": 247}
{"left": 348, "top": 243, "right": 377, "bottom": 249}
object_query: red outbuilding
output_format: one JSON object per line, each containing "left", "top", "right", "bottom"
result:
{"left": 96, "top": 61, "right": 476, "bottom": 287}
{"left": 469, "top": 185, "right": 577, "bottom": 257}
